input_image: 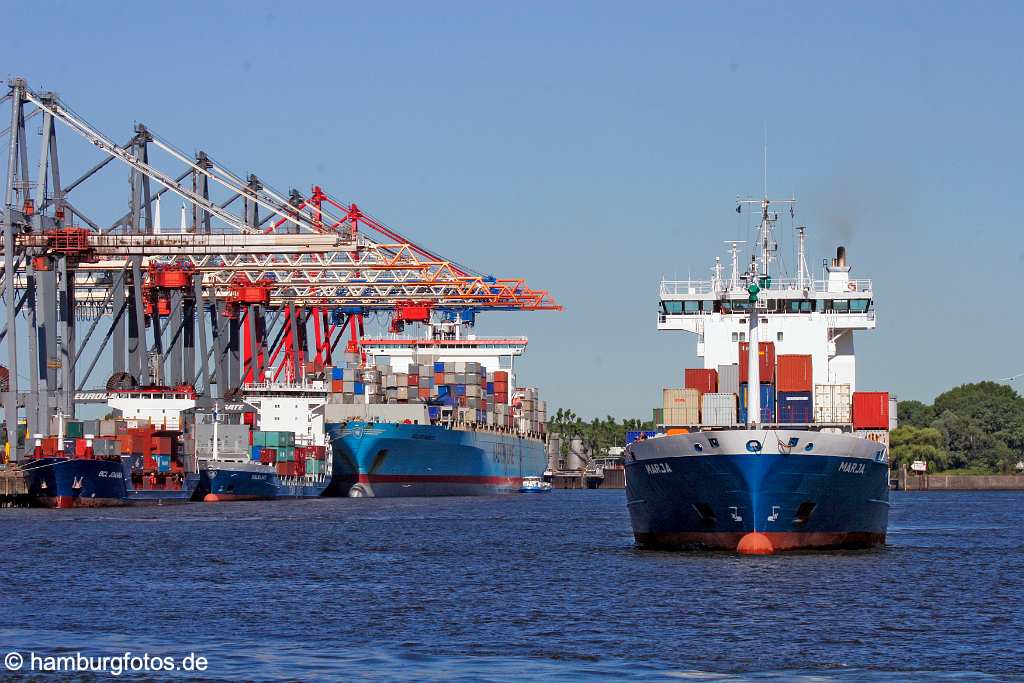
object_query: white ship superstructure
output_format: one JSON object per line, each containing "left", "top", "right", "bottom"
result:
{"left": 657, "top": 197, "right": 874, "bottom": 392}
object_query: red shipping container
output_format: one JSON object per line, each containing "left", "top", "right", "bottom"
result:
{"left": 275, "top": 462, "right": 291, "bottom": 476}
{"left": 776, "top": 355, "right": 813, "bottom": 392}
{"left": 684, "top": 368, "right": 718, "bottom": 395}
{"left": 493, "top": 371, "right": 509, "bottom": 382}
{"left": 738, "top": 341, "right": 776, "bottom": 384}
{"left": 331, "top": 379, "right": 343, "bottom": 393}
{"left": 418, "top": 387, "right": 430, "bottom": 399}
{"left": 243, "top": 412, "right": 255, "bottom": 426}
{"left": 74, "top": 439, "right": 88, "bottom": 457}
{"left": 434, "top": 372, "right": 445, "bottom": 385}
{"left": 853, "top": 391, "right": 890, "bottom": 429}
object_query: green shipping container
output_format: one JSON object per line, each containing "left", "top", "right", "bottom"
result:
{"left": 653, "top": 408, "right": 664, "bottom": 425}
{"left": 65, "top": 421, "right": 85, "bottom": 438}
{"left": 276, "top": 447, "right": 295, "bottom": 463}
{"left": 306, "top": 460, "right": 324, "bottom": 475}
{"left": 252, "top": 431, "right": 267, "bottom": 447}
{"left": 265, "top": 431, "right": 295, "bottom": 448}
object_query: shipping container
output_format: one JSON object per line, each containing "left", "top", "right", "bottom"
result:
{"left": 854, "top": 429, "right": 891, "bottom": 449}
{"left": 653, "top": 407, "right": 664, "bottom": 425}
{"left": 814, "top": 384, "right": 852, "bottom": 423}
{"left": 776, "top": 354, "right": 813, "bottom": 392}
{"left": 717, "top": 364, "right": 740, "bottom": 395}
{"left": 684, "top": 368, "right": 718, "bottom": 395}
{"left": 662, "top": 388, "right": 700, "bottom": 424}
{"left": 155, "top": 455, "right": 171, "bottom": 473}
{"left": 701, "top": 392, "right": 738, "bottom": 426}
{"left": 777, "top": 391, "right": 813, "bottom": 424}
{"left": 738, "top": 341, "right": 776, "bottom": 384}
{"left": 738, "top": 383, "right": 776, "bottom": 423}
{"left": 889, "top": 396, "right": 898, "bottom": 431}
{"left": 852, "top": 391, "right": 890, "bottom": 430}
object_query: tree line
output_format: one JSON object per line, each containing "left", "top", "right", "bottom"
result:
{"left": 892, "top": 381, "right": 1024, "bottom": 474}
{"left": 546, "top": 409, "right": 654, "bottom": 459}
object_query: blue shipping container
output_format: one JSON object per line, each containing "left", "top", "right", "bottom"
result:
{"left": 355, "top": 382, "right": 365, "bottom": 395}
{"left": 487, "top": 382, "right": 494, "bottom": 394}
{"left": 438, "top": 386, "right": 450, "bottom": 396}
{"left": 777, "top": 391, "right": 813, "bottom": 423}
{"left": 331, "top": 367, "right": 343, "bottom": 380}
{"left": 738, "top": 383, "right": 776, "bottom": 423}
{"left": 156, "top": 455, "right": 171, "bottom": 473}
{"left": 454, "top": 385, "right": 466, "bottom": 396}
{"left": 625, "top": 430, "right": 659, "bottom": 445}
{"left": 428, "top": 407, "right": 441, "bottom": 420}
{"left": 434, "top": 362, "right": 445, "bottom": 373}
{"left": 252, "top": 445, "right": 263, "bottom": 461}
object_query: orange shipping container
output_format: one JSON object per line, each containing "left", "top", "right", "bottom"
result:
{"left": 738, "top": 341, "right": 776, "bottom": 384}
{"left": 776, "top": 355, "right": 813, "bottom": 392}
{"left": 684, "top": 368, "right": 718, "bottom": 394}
{"left": 853, "top": 391, "right": 890, "bottom": 430}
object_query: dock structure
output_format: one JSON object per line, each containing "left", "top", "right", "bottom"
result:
{"left": 0, "top": 77, "right": 559, "bottom": 458}
{"left": 0, "top": 467, "right": 29, "bottom": 506}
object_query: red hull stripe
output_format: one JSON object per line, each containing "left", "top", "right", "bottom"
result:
{"left": 635, "top": 531, "right": 886, "bottom": 552}
{"left": 358, "top": 474, "right": 520, "bottom": 485}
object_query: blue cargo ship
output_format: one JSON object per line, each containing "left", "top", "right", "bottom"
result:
{"left": 194, "top": 460, "right": 280, "bottom": 502}
{"left": 625, "top": 430, "right": 889, "bottom": 551}
{"left": 641, "top": 195, "right": 890, "bottom": 553}
{"left": 21, "top": 457, "right": 127, "bottom": 508}
{"left": 326, "top": 420, "right": 547, "bottom": 497}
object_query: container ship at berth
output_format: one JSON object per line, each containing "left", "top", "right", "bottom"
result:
{"left": 324, "top": 322, "right": 548, "bottom": 497}
{"left": 625, "top": 194, "right": 894, "bottom": 554}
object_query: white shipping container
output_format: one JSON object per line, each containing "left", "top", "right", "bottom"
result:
{"left": 888, "top": 397, "right": 899, "bottom": 431}
{"left": 701, "top": 393, "right": 738, "bottom": 426}
{"left": 814, "top": 384, "right": 852, "bottom": 423}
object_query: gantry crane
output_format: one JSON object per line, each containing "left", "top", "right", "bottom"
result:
{"left": 0, "top": 78, "right": 559, "bottom": 456}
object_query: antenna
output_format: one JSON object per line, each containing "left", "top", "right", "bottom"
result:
{"left": 763, "top": 124, "right": 768, "bottom": 198}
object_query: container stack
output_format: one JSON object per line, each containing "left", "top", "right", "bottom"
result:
{"left": 325, "top": 359, "right": 543, "bottom": 434}
{"left": 776, "top": 354, "right": 813, "bottom": 424}
{"left": 814, "top": 384, "right": 852, "bottom": 423}
{"left": 662, "top": 388, "right": 700, "bottom": 425}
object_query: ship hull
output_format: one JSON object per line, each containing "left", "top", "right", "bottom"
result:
{"left": 22, "top": 458, "right": 128, "bottom": 508}
{"left": 325, "top": 421, "right": 547, "bottom": 497}
{"left": 196, "top": 463, "right": 279, "bottom": 502}
{"left": 625, "top": 430, "right": 889, "bottom": 552}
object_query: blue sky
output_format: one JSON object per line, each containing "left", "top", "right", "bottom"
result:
{"left": 3, "top": 1, "right": 1022, "bottom": 419}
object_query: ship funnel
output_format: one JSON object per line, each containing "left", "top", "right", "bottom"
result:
{"left": 833, "top": 246, "right": 847, "bottom": 268}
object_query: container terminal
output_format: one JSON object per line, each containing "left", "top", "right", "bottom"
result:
{"left": 0, "top": 78, "right": 561, "bottom": 506}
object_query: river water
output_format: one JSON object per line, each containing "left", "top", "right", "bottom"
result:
{"left": 1, "top": 490, "right": 1020, "bottom": 681}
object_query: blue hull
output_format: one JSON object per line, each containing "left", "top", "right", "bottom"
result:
{"left": 626, "top": 432, "right": 889, "bottom": 551}
{"left": 326, "top": 421, "right": 548, "bottom": 497}
{"left": 197, "top": 464, "right": 279, "bottom": 502}
{"left": 22, "top": 457, "right": 127, "bottom": 508}
{"left": 277, "top": 478, "right": 331, "bottom": 498}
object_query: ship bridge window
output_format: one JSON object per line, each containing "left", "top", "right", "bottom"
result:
{"left": 787, "top": 300, "right": 814, "bottom": 313}
{"left": 661, "top": 301, "right": 684, "bottom": 315}
{"left": 683, "top": 300, "right": 700, "bottom": 313}
{"left": 833, "top": 300, "right": 850, "bottom": 313}
{"left": 701, "top": 300, "right": 714, "bottom": 312}
{"left": 850, "top": 299, "right": 869, "bottom": 313}
{"left": 777, "top": 332, "right": 784, "bottom": 342}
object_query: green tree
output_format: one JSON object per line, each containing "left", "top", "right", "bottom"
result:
{"left": 896, "top": 400, "right": 935, "bottom": 429}
{"left": 889, "top": 425, "right": 948, "bottom": 470}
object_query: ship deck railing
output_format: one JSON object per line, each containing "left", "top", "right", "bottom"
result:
{"left": 659, "top": 278, "right": 873, "bottom": 297}
{"left": 438, "top": 419, "right": 546, "bottom": 442}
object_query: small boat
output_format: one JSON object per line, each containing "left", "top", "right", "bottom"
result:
{"left": 518, "top": 476, "right": 552, "bottom": 493}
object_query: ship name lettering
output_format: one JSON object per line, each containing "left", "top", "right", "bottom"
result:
{"left": 98, "top": 471, "right": 122, "bottom": 479}
{"left": 838, "top": 461, "right": 865, "bottom": 475}
{"left": 645, "top": 462, "right": 672, "bottom": 475}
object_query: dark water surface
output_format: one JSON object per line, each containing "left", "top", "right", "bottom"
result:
{"left": 1, "top": 490, "right": 1021, "bottom": 681}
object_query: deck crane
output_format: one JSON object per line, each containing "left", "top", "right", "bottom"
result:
{"left": 0, "top": 78, "right": 559, "bottom": 457}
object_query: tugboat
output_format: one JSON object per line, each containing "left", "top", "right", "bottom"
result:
{"left": 625, "top": 193, "right": 891, "bottom": 554}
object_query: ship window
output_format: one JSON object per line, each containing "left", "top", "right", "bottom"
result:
{"left": 731, "top": 332, "right": 739, "bottom": 342}
{"left": 777, "top": 332, "right": 784, "bottom": 342}
{"left": 683, "top": 300, "right": 700, "bottom": 313}
{"left": 662, "top": 301, "right": 683, "bottom": 314}
{"left": 834, "top": 299, "right": 849, "bottom": 313}
{"left": 850, "top": 299, "right": 869, "bottom": 312}
{"left": 787, "top": 300, "right": 800, "bottom": 313}
{"left": 701, "top": 300, "right": 714, "bottom": 312}
{"left": 800, "top": 301, "right": 812, "bottom": 313}
{"left": 815, "top": 299, "right": 825, "bottom": 312}
{"left": 694, "top": 443, "right": 703, "bottom": 452}
{"left": 739, "top": 332, "right": 746, "bottom": 342}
